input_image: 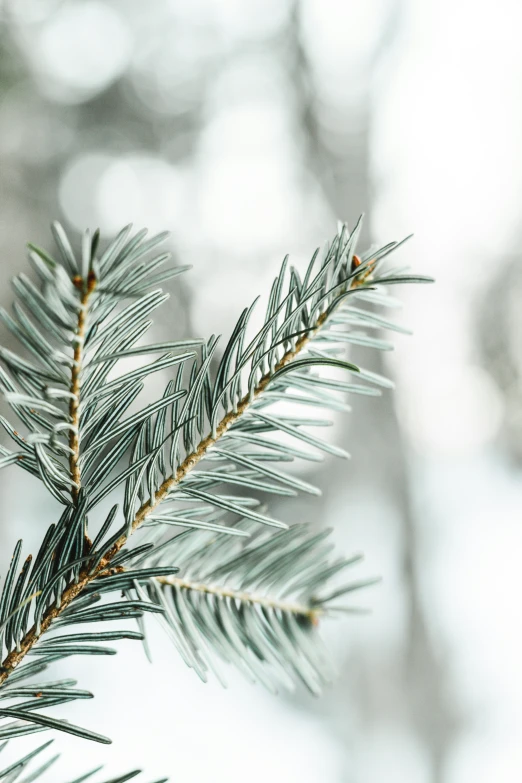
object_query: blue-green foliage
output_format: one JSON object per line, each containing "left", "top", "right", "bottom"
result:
{"left": 0, "top": 219, "right": 431, "bottom": 776}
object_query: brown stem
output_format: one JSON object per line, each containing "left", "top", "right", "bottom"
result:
{"left": 156, "top": 575, "right": 322, "bottom": 623}
{"left": 70, "top": 272, "right": 96, "bottom": 501}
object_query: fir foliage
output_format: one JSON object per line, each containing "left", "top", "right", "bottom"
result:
{"left": 0, "top": 220, "right": 432, "bottom": 778}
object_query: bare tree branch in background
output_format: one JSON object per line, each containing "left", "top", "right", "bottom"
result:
{"left": 283, "top": 3, "right": 462, "bottom": 780}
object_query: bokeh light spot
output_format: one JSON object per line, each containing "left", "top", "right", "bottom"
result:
{"left": 30, "top": 1, "right": 132, "bottom": 103}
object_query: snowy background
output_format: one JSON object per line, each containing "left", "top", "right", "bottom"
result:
{"left": 1, "top": 1, "right": 521, "bottom": 781}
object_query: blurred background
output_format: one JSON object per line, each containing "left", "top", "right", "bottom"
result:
{"left": 0, "top": 0, "right": 521, "bottom": 781}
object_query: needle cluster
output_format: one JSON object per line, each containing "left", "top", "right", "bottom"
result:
{"left": 0, "top": 220, "right": 431, "bottom": 780}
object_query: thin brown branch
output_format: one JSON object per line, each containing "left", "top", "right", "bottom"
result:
{"left": 156, "top": 575, "right": 322, "bottom": 624}
{"left": 70, "top": 272, "right": 96, "bottom": 501}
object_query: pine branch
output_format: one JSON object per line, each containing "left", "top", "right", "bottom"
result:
{"left": 0, "top": 222, "right": 198, "bottom": 506}
{"left": 116, "top": 222, "right": 431, "bottom": 545}
{"left": 136, "top": 522, "right": 374, "bottom": 693}
{"left": 0, "top": 224, "right": 198, "bottom": 741}
{"left": 0, "top": 220, "right": 432, "bottom": 744}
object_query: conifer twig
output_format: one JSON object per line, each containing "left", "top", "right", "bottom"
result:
{"left": 155, "top": 575, "right": 322, "bottom": 623}
{"left": 0, "top": 283, "right": 345, "bottom": 682}
{"left": 0, "top": 221, "right": 432, "bottom": 742}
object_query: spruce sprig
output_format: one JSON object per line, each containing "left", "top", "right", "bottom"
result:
{"left": 0, "top": 219, "right": 432, "bottom": 779}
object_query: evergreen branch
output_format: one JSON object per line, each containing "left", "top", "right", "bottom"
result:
{"left": 135, "top": 522, "right": 373, "bottom": 693}
{"left": 0, "top": 223, "right": 198, "bottom": 742}
{"left": 0, "top": 525, "right": 174, "bottom": 688}
{"left": 116, "top": 222, "right": 431, "bottom": 543}
{"left": 0, "top": 223, "right": 197, "bottom": 506}
{"left": 0, "top": 220, "right": 432, "bottom": 744}
{"left": 107, "top": 317, "right": 342, "bottom": 544}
